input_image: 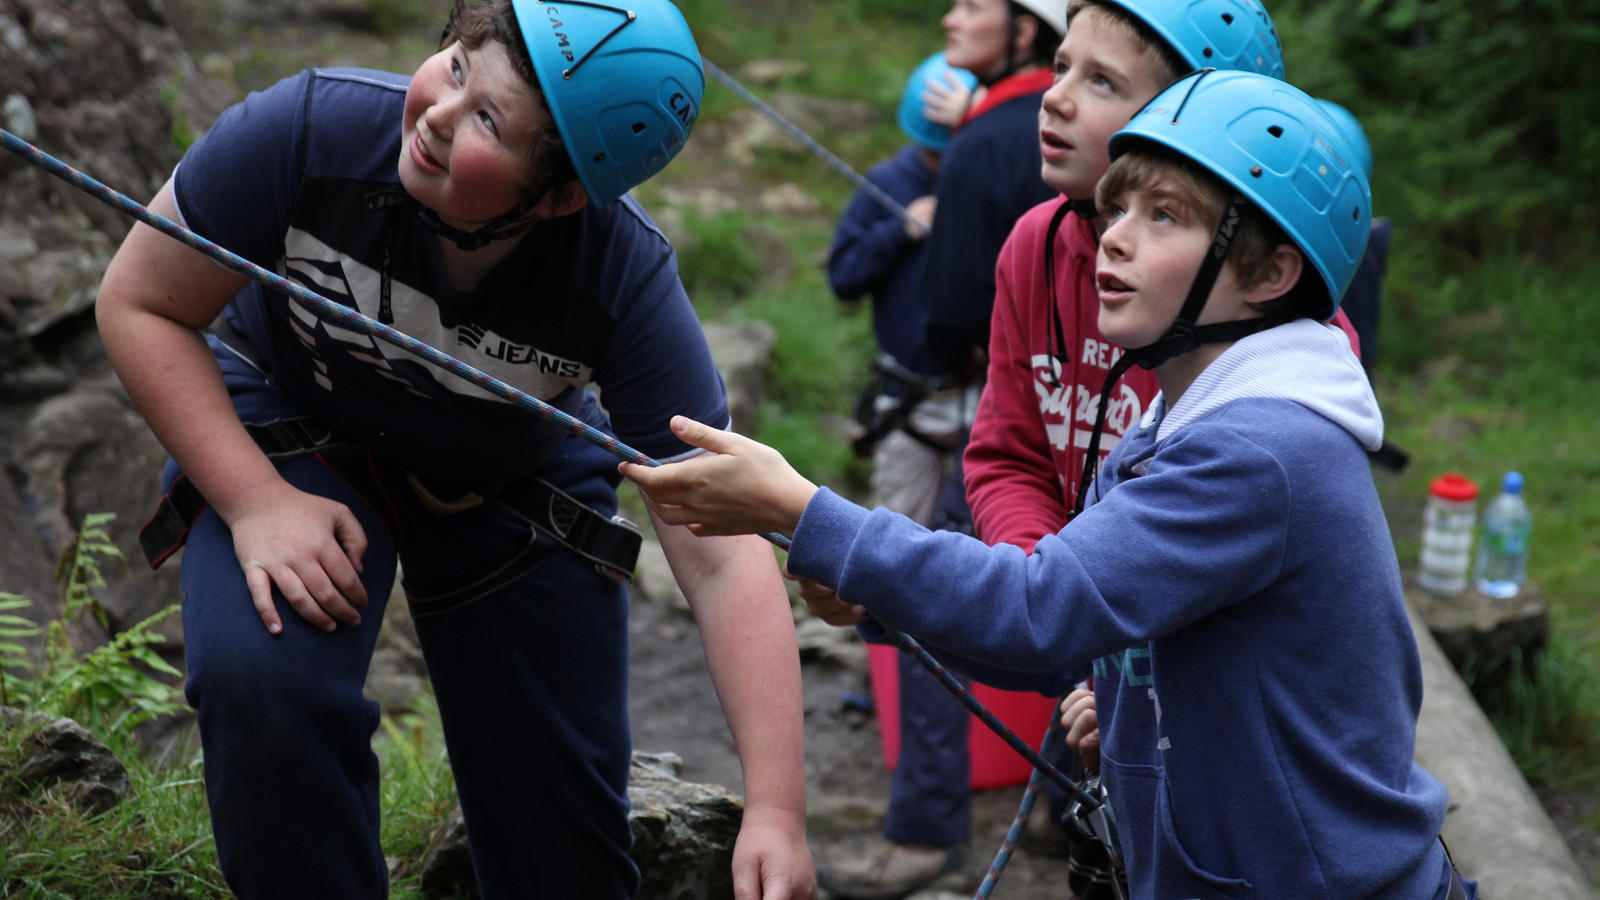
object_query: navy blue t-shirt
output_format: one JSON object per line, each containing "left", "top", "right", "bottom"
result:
{"left": 173, "top": 68, "right": 728, "bottom": 484}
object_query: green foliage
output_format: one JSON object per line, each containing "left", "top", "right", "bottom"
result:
{"left": 54, "top": 511, "right": 124, "bottom": 631}
{"left": 1465, "top": 639, "right": 1600, "bottom": 788}
{"left": 1273, "top": 0, "right": 1600, "bottom": 250}
{"left": 0, "top": 515, "right": 216, "bottom": 898}
{"left": 1372, "top": 244, "right": 1600, "bottom": 792}
{"left": 0, "top": 514, "right": 184, "bottom": 737}
{"left": 159, "top": 73, "right": 196, "bottom": 152}
{"left": 675, "top": 210, "right": 767, "bottom": 306}
{"left": 366, "top": 0, "right": 430, "bottom": 35}
{"left": 33, "top": 610, "right": 186, "bottom": 735}
{"left": 0, "top": 593, "right": 41, "bottom": 709}
{"left": 0, "top": 516, "right": 462, "bottom": 899}
{"left": 377, "top": 693, "right": 461, "bottom": 896}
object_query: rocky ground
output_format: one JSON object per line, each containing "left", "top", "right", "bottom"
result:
{"left": 627, "top": 594, "right": 1080, "bottom": 900}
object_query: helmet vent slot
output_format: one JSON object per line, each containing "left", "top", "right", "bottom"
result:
{"left": 1203, "top": 46, "right": 1214, "bottom": 57}
{"left": 632, "top": 121, "right": 647, "bottom": 134}
{"left": 1267, "top": 125, "right": 1283, "bottom": 138}
{"left": 1221, "top": 12, "right": 1234, "bottom": 23}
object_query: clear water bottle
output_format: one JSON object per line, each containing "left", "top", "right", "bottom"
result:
{"left": 1475, "top": 471, "right": 1531, "bottom": 598}
{"left": 1418, "top": 472, "right": 1478, "bottom": 595}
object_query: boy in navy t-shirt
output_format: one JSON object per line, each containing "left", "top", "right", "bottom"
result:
{"left": 96, "top": 2, "right": 814, "bottom": 898}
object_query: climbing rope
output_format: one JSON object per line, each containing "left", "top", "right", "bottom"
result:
{"left": 701, "top": 57, "right": 927, "bottom": 236}
{"left": 1, "top": 126, "right": 1106, "bottom": 894}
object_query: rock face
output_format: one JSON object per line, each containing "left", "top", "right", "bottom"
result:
{"left": 0, "top": 0, "right": 232, "bottom": 659}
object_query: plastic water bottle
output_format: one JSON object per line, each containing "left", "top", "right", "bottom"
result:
{"left": 1475, "top": 471, "right": 1531, "bottom": 598}
{"left": 1418, "top": 472, "right": 1478, "bottom": 595}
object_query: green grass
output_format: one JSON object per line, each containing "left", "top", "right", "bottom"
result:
{"left": 0, "top": 729, "right": 225, "bottom": 898}
{"left": 1, "top": 699, "right": 459, "bottom": 900}
{"left": 1371, "top": 245, "right": 1600, "bottom": 787}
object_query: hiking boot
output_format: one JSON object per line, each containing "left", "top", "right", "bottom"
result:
{"left": 817, "top": 841, "right": 967, "bottom": 900}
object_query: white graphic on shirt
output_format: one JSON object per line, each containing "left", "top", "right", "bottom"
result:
{"left": 1030, "top": 353, "right": 1144, "bottom": 456}
{"left": 279, "top": 229, "right": 588, "bottom": 403}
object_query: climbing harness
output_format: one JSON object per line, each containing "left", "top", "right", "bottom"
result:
{"left": 2, "top": 126, "right": 1114, "bottom": 895}
{"left": 849, "top": 355, "right": 974, "bottom": 458}
{"left": 131, "top": 320, "right": 645, "bottom": 588}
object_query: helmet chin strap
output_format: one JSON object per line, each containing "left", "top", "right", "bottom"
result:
{"left": 361, "top": 188, "right": 545, "bottom": 326}
{"left": 1062, "top": 197, "right": 1097, "bottom": 219}
{"left": 1121, "top": 196, "right": 1272, "bottom": 371}
{"left": 1069, "top": 196, "right": 1273, "bottom": 519}
{"left": 416, "top": 203, "right": 540, "bottom": 251}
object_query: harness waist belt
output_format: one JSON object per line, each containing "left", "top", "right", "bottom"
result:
{"left": 137, "top": 418, "right": 643, "bottom": 585}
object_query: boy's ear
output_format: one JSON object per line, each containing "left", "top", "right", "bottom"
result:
{"left": 1245, "top": 244, "right": 1305, "bottom": 304}
{"left": 531, "top": 181, "right": 590, "bottom": 220}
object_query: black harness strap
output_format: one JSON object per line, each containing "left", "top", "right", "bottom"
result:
{"left": 137, "top": 420, "right": 643, "bottom": 587}
{"left": 137, "top": 418, "right": 349, "bottom": 569}
{"left": 493, "top": 478, "right": 642, "bottom": 584}
{"left": 850, "top": 355, "right": 961, "bottom": 457}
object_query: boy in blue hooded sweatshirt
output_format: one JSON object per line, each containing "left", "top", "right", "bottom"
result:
{"left": 621, "top": 70, "right": 1475, "bottom": 899}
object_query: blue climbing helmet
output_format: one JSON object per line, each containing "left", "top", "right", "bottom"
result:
{"left": 513, "top": 0, "right": 705, "bottom": 206}
{"left": 1314, "top": 98, "right": 1374, "bottom": 178}
{"left": 1109, "top": 68, "right": 1371, "bottom": 323}
{"left": 896, "top": 53, "right": 979, "bottom": 151}
{"left": 1092, "top": 0, "right": 1285, "bottom": 79}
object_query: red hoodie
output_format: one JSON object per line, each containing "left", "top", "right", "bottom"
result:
{"left": 966, "top": 198, "right": 1159, "bottom": 551}
{"left": 965, "top": 197, "right": 1363, "bottom": 552}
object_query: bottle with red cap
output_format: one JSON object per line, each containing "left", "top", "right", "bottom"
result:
{"left": 1419, "top": 472, "right": 1479, "bottom": 595}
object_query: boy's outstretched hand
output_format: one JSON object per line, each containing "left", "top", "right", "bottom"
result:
{"left": 619, "top": 416, "right": 819, "bottom": 539}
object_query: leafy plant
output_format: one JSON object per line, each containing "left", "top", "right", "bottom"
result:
{"left": 33, "top": 610, "right": 185, "bottom": 735}
{"left": 54, "top": 512, "right": 123, "bottom": 631}
{"left": 0, "top": 593, "right": 41, "bottom": 709}
{"left": 0, "top": 514, "right": 184, "bottom": 736}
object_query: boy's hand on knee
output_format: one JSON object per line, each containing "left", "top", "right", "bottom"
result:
{"left": 619, "top": 416, "right": 817, "bottom": 538}
{"left": 1060, "top": 688, "right": 1101, "bottom": 772}
{"left": 227, "top": 482, "right": 369, "bottom": 635}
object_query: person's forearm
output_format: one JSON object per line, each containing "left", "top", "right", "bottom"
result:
{"left": 98, "top": 206, "right": 284, "bottom": 525}
{"left": 660, "top": 526, "right": 807, "bottom": 814}
{"left": 101, "top": 312, "right": 282, "bottom": 520}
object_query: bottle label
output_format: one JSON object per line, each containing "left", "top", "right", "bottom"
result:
{"left": 1485, "top": 527, "right": 1528, "bottom": 556}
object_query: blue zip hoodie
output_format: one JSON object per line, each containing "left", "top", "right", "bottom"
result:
{"left": 788, "top": 319, "right": 1454, "bottom": 898}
